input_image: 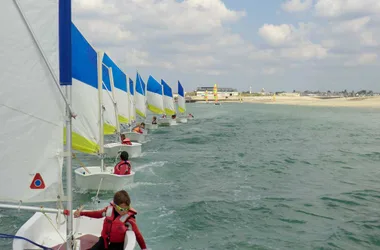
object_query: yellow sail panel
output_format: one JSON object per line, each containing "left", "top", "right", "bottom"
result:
{"left": 213, "top": 84, "right": 218, "bottom": 102}
{"left": 118, "top": 114, "right": 129, "bottom": 124}
{"left": 136, "top": 108, "right": 146, "bottom": 118}
{"left": 64, "top": 127, "right": 99, "bottom": 154}
{"left": 164, "top": 108, "right": 176, "bottom": 116}
{"left": 147, "top": 104, "right": 164, "bottom": 115}
{"left": 103, "top": 123, "right": 117, "bottom": 135}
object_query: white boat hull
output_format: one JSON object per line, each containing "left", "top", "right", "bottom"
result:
{"left": 13, "top": 211, "right": 136, "bottom": 250}
{"left": 158, "top": 118, "right": 177, "bottom": 126}
{"left": 75, "top": 166, "right": 135, "bottom": 191}
{"left": 176, "top": 117, "right": 188, "bottom": 123}
{"left": 103, "top": 142, "right": 142, "bottom": 158}
{"left": 121, "top": 132, "right": 146, "bottom": 143}
{"left": 145, "top": 123, "right": 158, "bottom": 130}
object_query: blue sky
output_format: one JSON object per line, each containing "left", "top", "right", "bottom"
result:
{"left": 73, "top": 0, "right": 380, "bottom": 92}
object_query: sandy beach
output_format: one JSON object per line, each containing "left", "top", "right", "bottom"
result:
{"left": 191, "top": 96, "right": 380, "bottom": 109}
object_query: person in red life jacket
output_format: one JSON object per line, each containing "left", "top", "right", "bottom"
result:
{"left": 152, "top": 116, "right": 157, "bottom": 124}
{"left": 132, "top": 122, "right": 145, "bottom": 134}
{"left": 120, "top": 134, "right": 132, "bottom": 145}
{"left": 74, "top": 190, "right": 147, "bottom": 250}
{"left": 188, "top": 113, "right": 194, "bottom": 118}
{"left": 161, "top": 114, "right": 166, "bottom": 118}
{"left": 114, "top": 151, "right": 131, "bottom": 175}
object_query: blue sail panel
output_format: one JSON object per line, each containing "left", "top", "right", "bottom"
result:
{"left": 129, "top": 78, "right": 134, "bottom": 95}
{"left": 135, "top": 72, "right": 145, "bottom": 95}
{"left": 59, "top": 0, "right": 72, "bottom": 85}
{"left": 71, "top": 23, "right": 97, "bottom": 89}
{"left": 161, "top": 79, "right": 173, "bottom": 97}
{"left": 178, "top": 81, "right": 184, "bottom": 97}
{"left": 103, "top": 53, "right": 127, "bottom": 92}
{"left": 147, "top": 75, "right": 162, "bottom": 95}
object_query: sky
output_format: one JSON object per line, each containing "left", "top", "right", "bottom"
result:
{"left": 72, "top": 0, "right": 380, "bottom": 92}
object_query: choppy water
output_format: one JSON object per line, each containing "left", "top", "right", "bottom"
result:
{"left": 1, "top": 103, "right": 380, "bottom": 249}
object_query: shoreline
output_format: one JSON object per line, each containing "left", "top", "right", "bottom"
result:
{"left": 189, "top": 96, "right": 380, "bottom": 109}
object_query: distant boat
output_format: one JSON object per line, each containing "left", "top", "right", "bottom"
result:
{"left": 176, "top": 81, "right": 188, "bottom": 123}
{"left": 214, "top": 84, "right": 221, "bottom": 105}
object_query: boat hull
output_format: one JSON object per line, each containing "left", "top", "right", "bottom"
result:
{"left": 158, "top": 118, "right": 177, "bottom": 126}
{"left": 13, "top": 211, "right": 136, "bottom": 250}
{"left": 176, "top": 117, "right": 188, "bottom": 123}
{"left": 145, "top": 123, "right": 158, "bottom": 130}
{"left": 103, "top": 142, "right": 142, "bottom": 158}
{"left": 74, "top": 166, "right": 135, "bottom": 191}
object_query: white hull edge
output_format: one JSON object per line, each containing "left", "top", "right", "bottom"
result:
{"left": 158, "top": 118, "right": 177, "bottom": 126}
{"left": 176, "top": 117, "right": 188, "bottom": 123}
{"left": 75, "top": 167, "right": 135, "bottom": 191}
{"left": 145, "top": 124, "right": 158, "bottom": 130}
{"left": 103, "top": 142, "right": 142, "bottom": 158}
{"left": 121, "top": 132, "right": 146, "bottom": 143}
{"left": 13, "top": 211, "right": 136, "bottom": 250}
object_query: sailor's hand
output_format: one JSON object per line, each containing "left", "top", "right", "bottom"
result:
{"left": 73, "top": 209, "right": 81, "bottom": 218}
{"left": 74, "top": 205, "right": 84, "bottom": 218}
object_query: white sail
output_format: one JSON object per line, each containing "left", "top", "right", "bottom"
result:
{"left": 161, "top": 79, "right": 176, "bottom": 115}
{"left": 103, "top": 53, "right": 129, "bottom": 125}
{"left": 177, "top": 81, "right": 186, "bottom": 114}
{"left": 0, "top": 0, "right": 64, "bottom": 203}
{"left": 135, "top": 72, "right": 147, "bottom": 118}
{"left": 146, "top": 75, "right": 165, "bottom": 114}
{"left": 71, "top": 24, "right": 100, "bottom": 154}
{"left": 128, "top": 77, "right": 136, "bottom": 122}
{"left": 102, "top": 65, "right": 117, "bottom": 135}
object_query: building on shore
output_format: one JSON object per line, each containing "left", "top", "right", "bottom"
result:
{"left": 196, "top": 87, "right": 239, "bottom": 98}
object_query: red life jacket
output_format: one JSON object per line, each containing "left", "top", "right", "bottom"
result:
{"left": 122, "top": 138, "right": 132, "bottom": 145}
{"left": 101, "top": 205, "right": 137, "bottom": 248}
{"left": 114, "top": 161, "right": 131, "bottom": 175}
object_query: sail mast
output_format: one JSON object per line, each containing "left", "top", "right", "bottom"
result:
{"left": 59, "top": 0, "right": 74, "bottom": 248}
{"left": 97, "top": 51, "right": 105, "bottom": 171}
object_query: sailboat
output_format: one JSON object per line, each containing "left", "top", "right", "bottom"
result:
{"left": 214, "top": 83, "right": 221, "bottom": 105}
{"left": 146, "top": 75, "right": 171, "bottom": 126}
{"left": 70, "top": 25, "right": 135, "bottom": 191}
{"left": 176, "top": 80, "right": 188, "bottom": 123}
{"left": 0, "top": 1, "right": 136, "bottom": 249}
{"left": 102, "top": 63, "right": 142, "bottom": 158}
{"left": 161, "top": 79, "right": 178, "bottom": 125}
{"left": 122, "top": 72, "right": 147, "bottom": 143}
{"left": 205, "top": 90, "right": 209, "bottom": 103}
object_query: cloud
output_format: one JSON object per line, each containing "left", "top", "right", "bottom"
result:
{"left": 72, "top": 0, "right": 249, "bottom": 76}
{"left": 331, "top": 16, "right": 370, "bottom": 33}
{"left": 258, "top": 24, "right": 293, "bottom": 46}
{"left": 258, "top": 22, "right": 327, "bottom": 61}
{"left": 67, "top": 0, "right": 380, "bottom": 91}
{"left": 315, "top": 0, "right": 380, "bottom": 18}
{"left": 282, "top": 0, "right": 313, "bottom": 12}
{"left": 344, "top": 53, "right": 378, "bottom": 66}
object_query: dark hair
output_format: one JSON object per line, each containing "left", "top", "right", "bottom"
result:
{"left": 120, "top": 151, "right": 129, "bottom": 161}
{"left": 141, "top": 122, "right": 145, "bottom": 126}
{"left": 113, "top": 190, "right": 131, "bottom": 205}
